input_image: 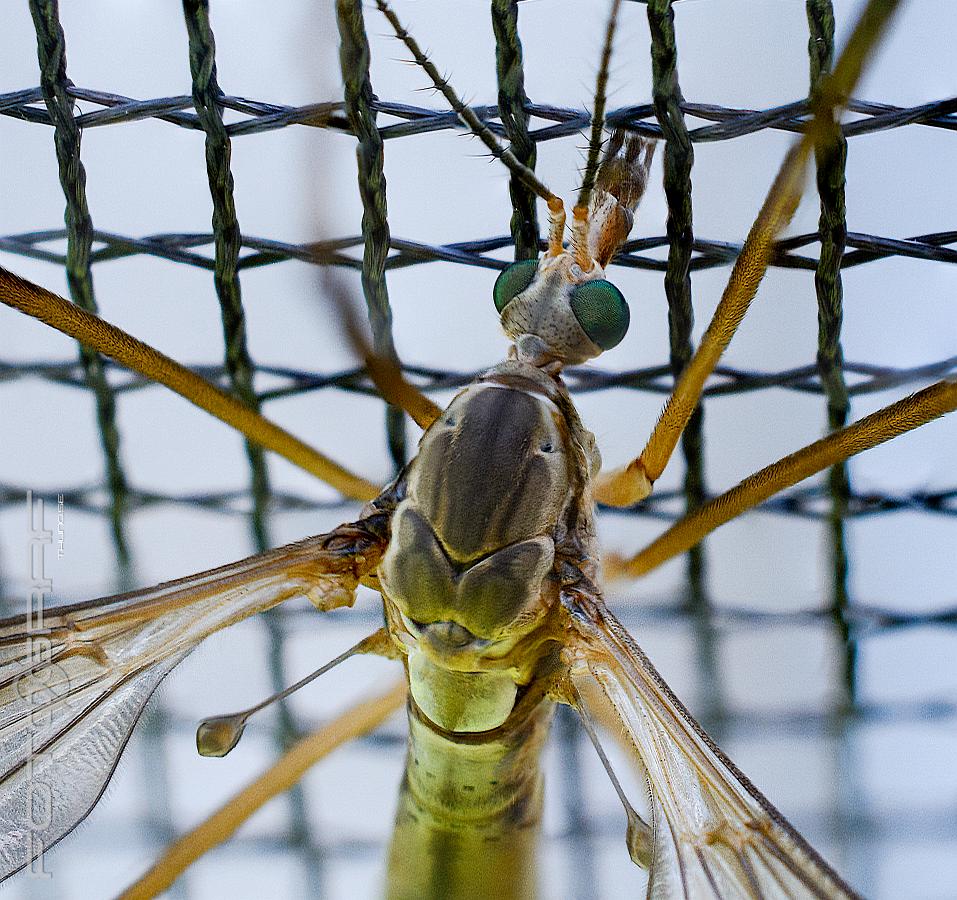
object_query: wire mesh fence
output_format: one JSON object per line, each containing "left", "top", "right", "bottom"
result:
{"left": 0, "top": 0, "right": 955, "bottom": 898}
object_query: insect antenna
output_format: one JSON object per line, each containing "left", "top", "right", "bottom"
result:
{"left": 374, "top": 0, "right": 569, "bottom": 256}
{"left": 576, "top": 0, "right": 623, "bottom": 213}
{"left": 196, "top": 629, "right": 393, "bottom": 758}
{"left": 569, "top": 0, "right": 656, "bottom": 272}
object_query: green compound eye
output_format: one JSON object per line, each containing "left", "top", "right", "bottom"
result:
{"left": 569, "top": 279, "right": 630, "bottom": 350}
{"left": 493, "top": 259, "right": 539, "bottom": 313}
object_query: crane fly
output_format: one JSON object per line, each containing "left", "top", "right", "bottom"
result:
{"left": 1, "top": 0, "right": 954, "bottom": 897}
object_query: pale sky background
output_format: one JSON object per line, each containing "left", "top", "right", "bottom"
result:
{"left": 0, "top": 2, "right": 955, "bottom": 898}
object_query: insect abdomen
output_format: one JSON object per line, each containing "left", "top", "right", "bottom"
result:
{"left": 386, "top": 702, "right": 552, "bottom": 900}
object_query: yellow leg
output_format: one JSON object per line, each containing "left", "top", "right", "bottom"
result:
{"left": 118, "top": 680, "right": 407, "bottom": 900}
{"left": 607, "top": 378, "right": 957, "bottom": 579}
{"left": 364, "top": 350, "right": 442, "bottom": 430}
{"left": 594, "top": 0, "right": 901, "bottom": 507}
{"left": 0, "top": 266, "right": 379, "bottom": 500}
{"left": 329, "top": 276, "right": 442, "bottom": 429}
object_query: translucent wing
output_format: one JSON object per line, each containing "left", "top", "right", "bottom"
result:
{"left": 562, "top": 587, "right": 860, "bottom": 900}
{"left": 0, "top": 510, "right": 390, "bottom": 881}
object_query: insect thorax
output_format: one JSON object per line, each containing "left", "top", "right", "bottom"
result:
{"left": 379, "top": 362, "right": 598, "bottom": 732}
